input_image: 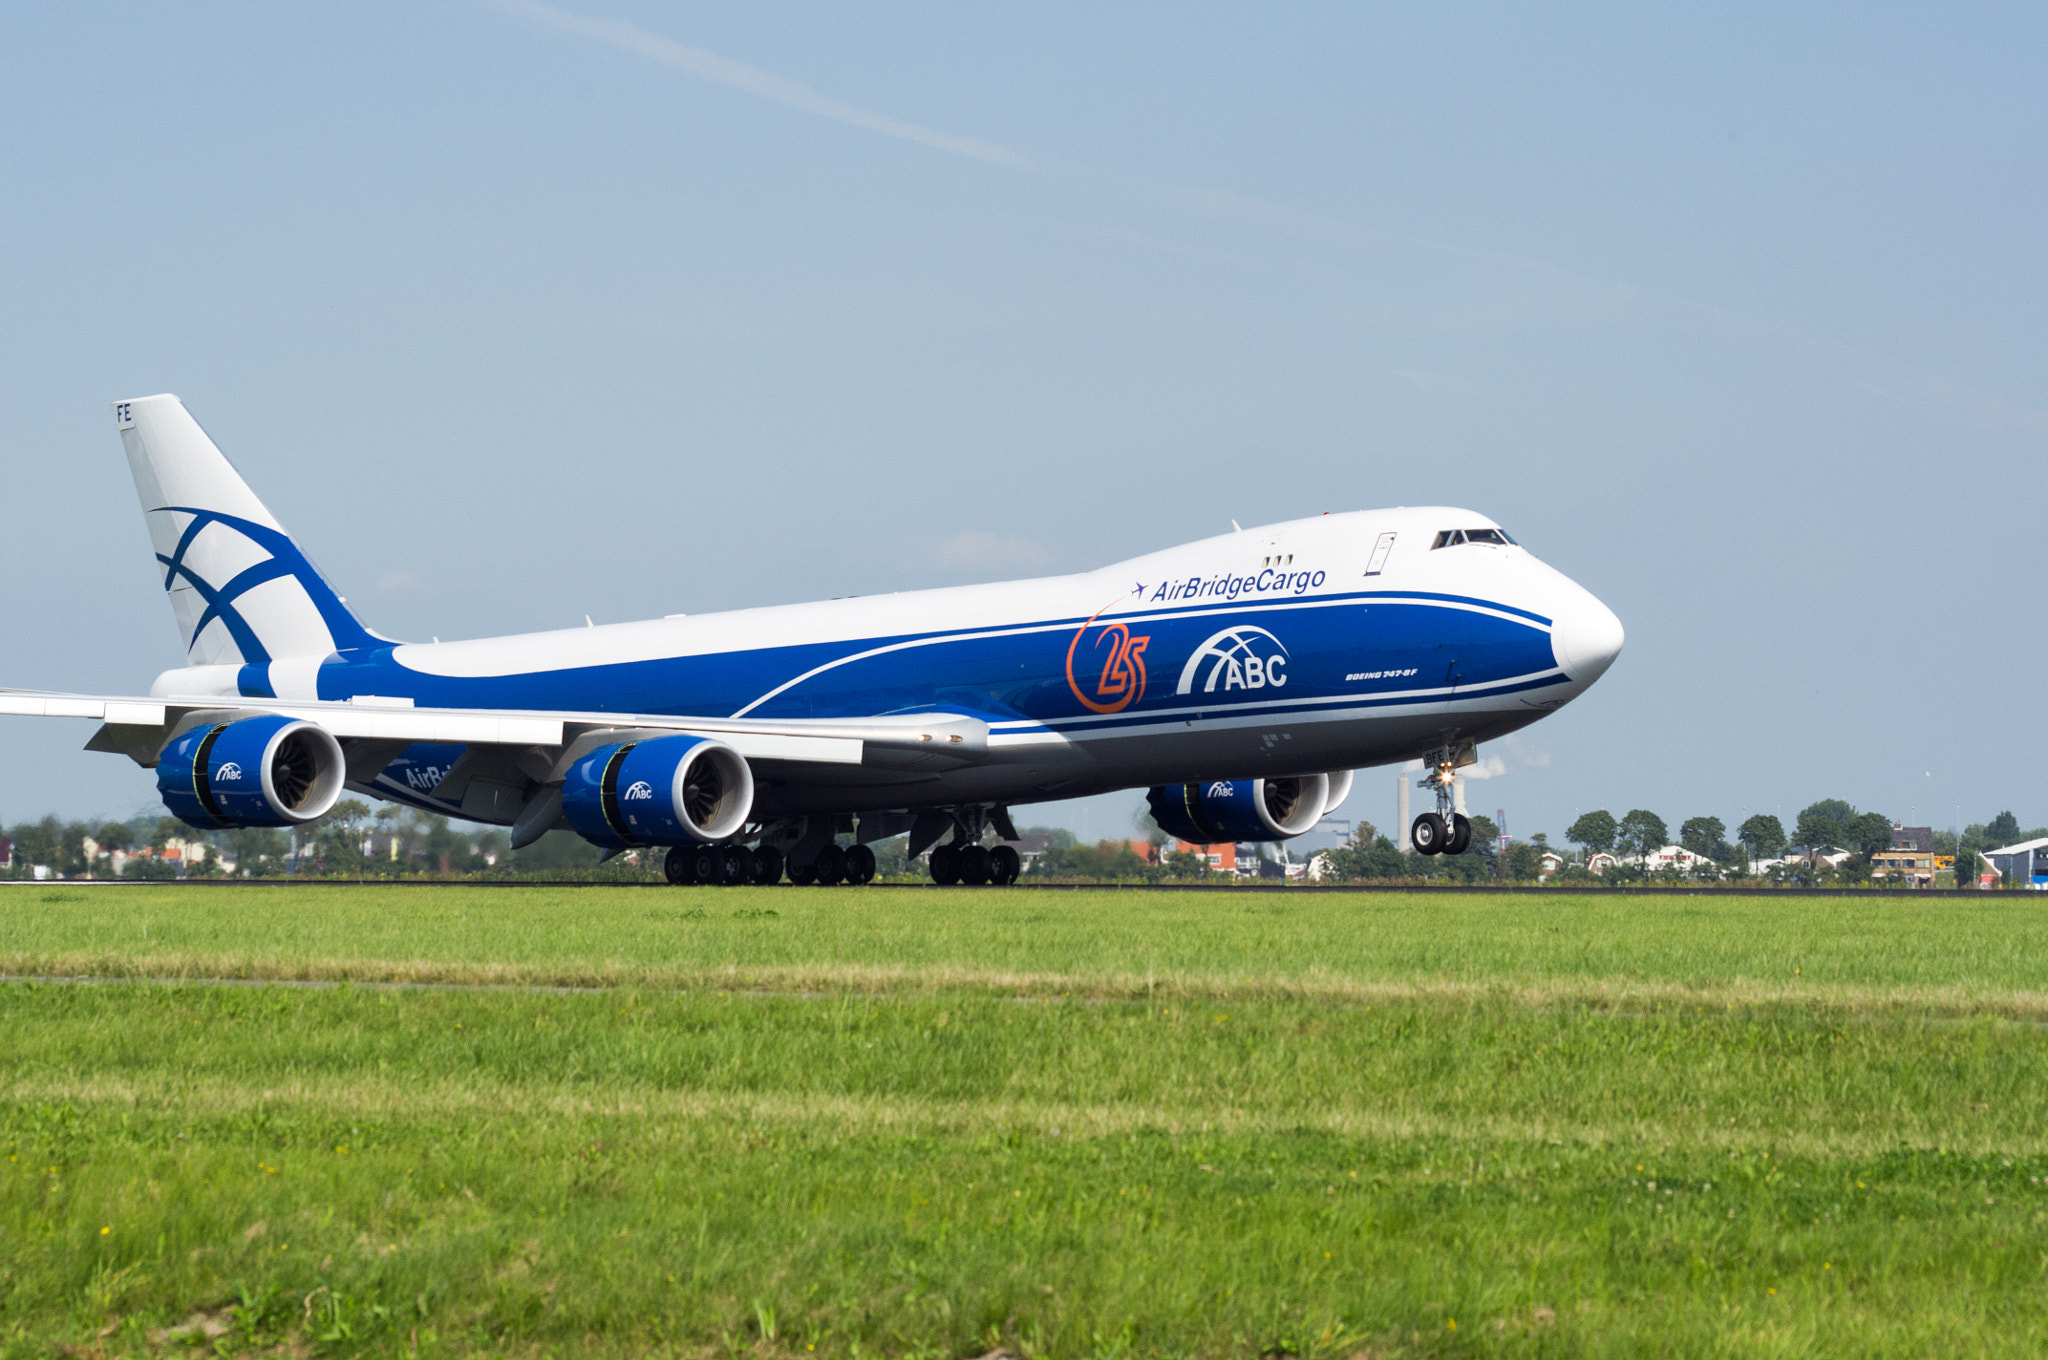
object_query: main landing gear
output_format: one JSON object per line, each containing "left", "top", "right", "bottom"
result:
{"left": 663, "top": 841, "right": 876, "bottom": 886}
{"left": 928, "top": 842, "right": 1021, "bottom": 887}
{"left": 1409, "top": 745, "right": 1474, "bottom": 857}
{"left": 919, "top": 804, "right": 1022, "bottom": 886}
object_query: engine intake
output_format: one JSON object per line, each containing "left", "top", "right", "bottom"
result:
{"left": 1148, "top": 774, "right": 1330, "bottom": 844}
{"left": 158, "top": 715, "right": 345, "bottom": 829}
{"left": 562, "top": 734, "right": 753, "bottom": 848}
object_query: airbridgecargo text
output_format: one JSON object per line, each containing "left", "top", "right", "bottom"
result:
{"left": 1150, "top": 567, "right": 1326, "bottom": 603}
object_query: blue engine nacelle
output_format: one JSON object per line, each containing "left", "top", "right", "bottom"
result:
{"left": 1147, "top": 773, "right": 1330, "bottom": 844}
{"left": 157, "top": 714, "right": 346, "bottom": 830}
{"left": 561, "top": 734, "right": 754, "bottom": 849}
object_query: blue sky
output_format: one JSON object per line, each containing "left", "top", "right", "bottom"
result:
{"left": 1, "top": 3, "right": 2043, "bottom": 842}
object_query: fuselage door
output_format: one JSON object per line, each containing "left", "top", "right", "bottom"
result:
{"left": 1364, "top": 532, "right": 1396, "bottom": 576}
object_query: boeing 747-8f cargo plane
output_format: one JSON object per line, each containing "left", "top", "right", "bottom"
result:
{"left": 0, "top": 396, "right": 1623, "bottom": 885}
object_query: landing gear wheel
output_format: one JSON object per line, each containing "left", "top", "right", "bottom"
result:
{"left": 789, "top": 859, "right": 818, "bottom": 886}
{"left": 844, "top": 844, "right": 877, "bottom": 885}
{"left": 752, "top": 845, "right": 785, "bottom": 885}
{"left": 989, "top": 844, "right": 1021, "bottom": 885}
{"left": 664, "top": 846, "right": 692, "bottom": 885}
{"left": 1445, "top": 814, "right": 1473, "bottom": 856}
{"left": 813, "top": 844, "right": 846, "bottom": 886}
{"left": 958, "top": 844, "right": 992, "bottom": 886}
{"left": 929, "top": 844, "right": 961, "bottom": 886}
{"left": 670, "top": 844, "right": 724, "bottom": 884}
{"left": 722, "top": 845, "right": 757, "bottom": 885}
{"left": 1411, "top": 813, "right": 1447, "bottom": 856}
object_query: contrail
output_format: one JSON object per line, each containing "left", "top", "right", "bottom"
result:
{"left": 480, "top": 0, "right": 1028, "bottom": 167}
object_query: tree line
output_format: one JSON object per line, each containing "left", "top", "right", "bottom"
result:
{"left": 1556, "top": 800, "right": 2044, "bottom": 884}
{"left": 1, "top": 800, "right": 629, "bottom": 881}
{"left": 9, "top": 796, "right": 2040, "bottom": 885}
{"left": 1304, "top": 800, "right": 2045, "bottom": 886}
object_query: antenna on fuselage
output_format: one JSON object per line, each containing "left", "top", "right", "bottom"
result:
{"left": 1230, "top": 520, "right": 1242, "bottom": 532}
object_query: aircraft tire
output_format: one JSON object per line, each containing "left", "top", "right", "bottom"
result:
{"left": 723, "top": 844, "right": 757, "bottom": 885}
{"left": 1411, "top": 813, "right": 1447, "bottom": 856}
{"left": 813, "top": 844, "right": 847, "bottom": 886}
{"left": 753, "top": 845, "right": 785, "bottom": 885}
{"left": 958, "top": 845, "right": 992, "bottom": 886}
{"left": 789, "top": 859, "right": 818, "bottom": 886}
{"left": 665, "top": 844, "right": 725, "bottom": 885}
{"left": 844, "top": 843, "right": 877, "bottom": 884}
{"left": 929, "top": 844, "right": 961, "bottom": 886}
{"left": 990, "top": 844, "right": 1021, "bottom": 885}
{"left": 1445, "top": 814, "right": 1473, "bottom": 856}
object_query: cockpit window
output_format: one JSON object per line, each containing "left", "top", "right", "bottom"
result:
{"left": 1433, "top": 527, "right": 1516, "bottom": 549}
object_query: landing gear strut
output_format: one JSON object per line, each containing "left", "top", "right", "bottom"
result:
{"left": 1410, "top": 745, "right": 1474, "bottom": 856}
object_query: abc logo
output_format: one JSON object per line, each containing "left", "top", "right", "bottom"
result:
{"left": 621, "top": 780, "right": 655, "bottom": 801}
{"left": 215, "top": 762, "right": 244, "bottom": 782}
{"left": 1177, "top": 626, "right": 1290, "bottom": 696}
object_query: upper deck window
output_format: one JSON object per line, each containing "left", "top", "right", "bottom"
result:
{"left": 1432, "top": 527, "right": 1516, "bottom": 549}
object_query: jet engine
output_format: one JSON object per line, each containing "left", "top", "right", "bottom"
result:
{"left": 562, "top": 734, "right": 753, "bottom": 849}
{"left": 1147, "top": 773, "right": 1329, "bottom": 844}
{"left": 1317, "top": 768, "right": 1355, "bottom": 819}
{"left": 158, "top": 714, "right": 346, "bottom": 830}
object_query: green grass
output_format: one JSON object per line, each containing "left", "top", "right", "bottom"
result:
{"left": 3, "top": 886, "right": 2048, "bottom": 1357}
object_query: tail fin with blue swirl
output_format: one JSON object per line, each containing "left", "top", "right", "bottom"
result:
{"left": 113, "top": 394, "right": 380, "bottom": 667}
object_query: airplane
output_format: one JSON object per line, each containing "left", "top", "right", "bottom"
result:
{"left": 0, "top": 394, "right": 1623, "bottom": 886}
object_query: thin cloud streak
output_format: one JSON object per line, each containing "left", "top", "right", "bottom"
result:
{"left": 480, "top": 0, "right": 1027, "bottom": 166}
{"left": 479, "top": 1, "right": 2036, "bottom": 436}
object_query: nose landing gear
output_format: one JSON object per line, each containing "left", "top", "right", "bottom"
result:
{"left": 1409, "top": 744, "right": 1475, "bottom": 856}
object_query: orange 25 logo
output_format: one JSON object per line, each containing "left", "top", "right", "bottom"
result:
{"left": 1065, "top": 610, "right": 1150, "bottom": 713}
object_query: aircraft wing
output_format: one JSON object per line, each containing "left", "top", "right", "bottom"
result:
{"left": 0, "top": 687, "right": 990, "bottom": 781}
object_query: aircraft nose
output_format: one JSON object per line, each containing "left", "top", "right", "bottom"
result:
{"left": 1550, "top": 587, "right": 1625, "bottom": 683}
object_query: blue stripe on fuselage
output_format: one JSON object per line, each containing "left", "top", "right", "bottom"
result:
{"left": 313, "top": 591, "right": 1559, "bottom": 734}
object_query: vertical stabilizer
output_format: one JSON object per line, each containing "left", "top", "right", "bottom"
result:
{"left": 114, "top": 395, "right": 379, "bottom": 666}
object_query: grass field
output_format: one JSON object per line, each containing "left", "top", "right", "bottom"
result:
{"left": 4, "top": 884, "right": 2048, "bottom": 1357}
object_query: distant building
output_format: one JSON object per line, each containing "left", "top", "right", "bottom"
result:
{"left": 1871, "top": 847, "right": 1949, "bottom": 886}
{"left": 1243, "top": 846, "right": 1288, "bottom": 879}
{"left": 1890, "top": 824, "right": 1937, "bottom": 852}
{"left": 1985, "top": 838, "right": 2048, "bottom": 889}
{"left": 1538, "top": 850, "right": 1564, "bottom": 878}
{"left": 1749, "top": 849, "right": 1857, "bottom": 875}
{"left": 1286, "top": 818, "right": 1355, "bottom": 858}
{"left": 1585, "top": 852, "right": 1618, "bottom": 875}
{"left": 1005, "top": 834, "right": 1062, "bottom": 872}
{"left": 1636, "top": 844, "right": 1721, "bottom": 874}
{"left": 1174, "top": 840, "right": 1238, "bottom": 871}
